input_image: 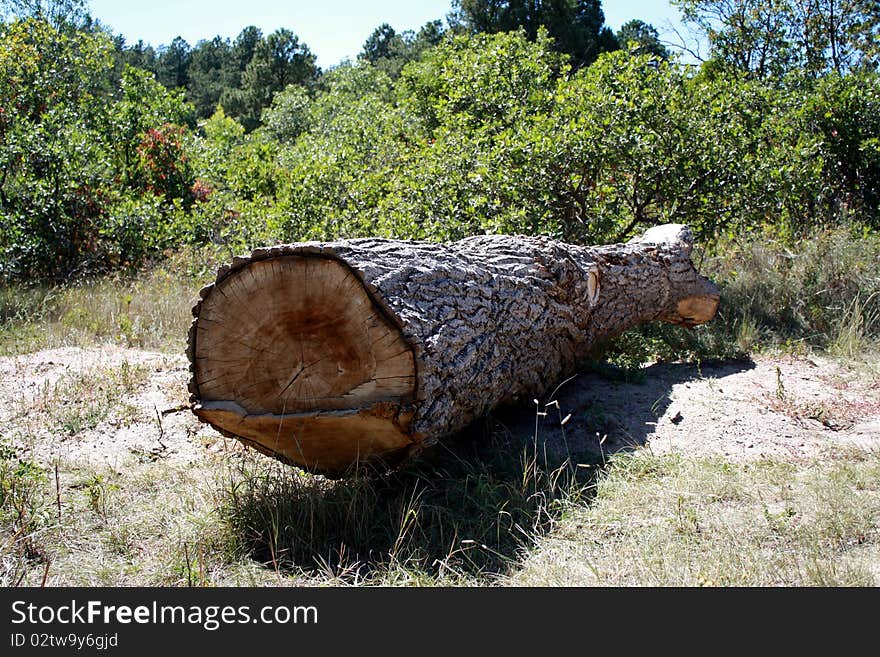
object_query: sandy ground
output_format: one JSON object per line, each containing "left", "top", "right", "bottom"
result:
{"left": 489, "top": 354, "right": 880, "bottom": 464}
{"left": 2, "top": 346, "right": 879, "bottom": 470}
{"left": 0, "top": 346, "right": 220, "bottom": 468}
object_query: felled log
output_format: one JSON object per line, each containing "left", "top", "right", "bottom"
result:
{"left": 187, "top": 224, "right": 718, "bottom": 476}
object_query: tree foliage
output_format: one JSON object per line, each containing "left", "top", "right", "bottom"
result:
{"left": 359, "top": 20, "right": 445, "bottom": 78}
{"left": 675, "top": 0, "right": 880, "bottom": 78}
{"left": 1, "top": 2, "right": 878, "bottom": 281}
{"left": 0, "top": 0, "right": 87, "bottom": 28}
{"left": 114, "top": 24, "right": 320, "bottom": 127}
{"left": 0, "top": 18, "right": 197, "bottom": 277}
{"left": 449, "top": 0, "right": 619, "bottom": 67}
{"left": 617, "top": 19, "right": 670, "bottom": 58}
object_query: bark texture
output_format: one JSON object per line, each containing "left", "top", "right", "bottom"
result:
{"left": 188, "top": 224, "right": 719, "bottom": 476}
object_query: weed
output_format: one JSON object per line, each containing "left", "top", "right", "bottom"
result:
{"left": 81, "top": 475, "right": 118, "bottom": 519}
{"left": 0, "top": 439, "right": 52, "bottom": 586}
{"left": 831, "top": 295, "right": 880, "bottom": 360}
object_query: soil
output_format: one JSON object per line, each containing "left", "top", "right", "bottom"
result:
{"left": 0, "top": 346, "right": 218, "bottom": 468}
{"left": 507, "top": 354, "right": 880, "bottom": 465}
{"left": 2, "top": 346, "right": 879, "bottom": 470}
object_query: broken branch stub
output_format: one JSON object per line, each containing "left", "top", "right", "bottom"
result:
{"left": 187, "top": 224, "right": 719, "bottom": 476}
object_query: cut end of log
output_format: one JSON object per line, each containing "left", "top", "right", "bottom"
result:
{"left": 658, "top": 269, "right": 720, "bottom": 328}
{"left": 667, "top": 293, "right": 721, "bottom": 328}
{"left": 190, "top": 253, "right": 417, "bottom": 476}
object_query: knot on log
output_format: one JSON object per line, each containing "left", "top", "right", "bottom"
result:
{"left": 187, "top": 224, "right": 719, "bottom": 476}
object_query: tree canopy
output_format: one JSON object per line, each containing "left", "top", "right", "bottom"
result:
{"left": 675, "top": 0, "right": 880, "bottom": 78}
{"left": 449, "top": 0, "right": 620, "bottom": 67}
{"left": 0, "top": 0, "right": 878, "bottom": 282}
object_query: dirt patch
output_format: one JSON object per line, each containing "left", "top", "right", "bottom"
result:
{"left": 495, "top": 354, "right": 880, "bottom": 464}
{"left": 2, "top": 347, "right": 878, "bottom": 470}
{"left": 1, "top": 346, "right": 226, "bottom": 468}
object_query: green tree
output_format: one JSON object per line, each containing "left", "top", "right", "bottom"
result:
{"left": 188, "top": 36, "right": 235, "bottom": 117}
{"left": 791, "top": 71, "right": 880, "bottom": 225}
{"left": 675, "top": 0, "right": 880, "bottom": 78}
{"left": 156, "top": 36, "right": 191, "bottom": 89}
{"left": 787, "top": 0, "right": 880, "bottom": 73}
{"left": 192, "top": 105, "right": 245, "bottom": 186}
{"left": 216, "top": 26, "right": 262, "bottom": 123}
{"left": 450, "top": 0, "right": 619, "bottom": 68}
{"left": 269, "top": 62, "right": 404, "bottom": 239}
{"left": 385, "top": 30, "right": 569, "bottom": 238}
{"left": 399, "top": 28, "right": 565, "bottom": 133}
{"left": 362, "top": 23, "right": 399, "bottom": 63}
{"left": 120, "top": 38, "right": 157, "bottom": 73}
{"left": 107, "top": 65, "right": 195, "bottom": 189}
{"left": 0, "top": 17, "right": 201, "bottom": 279}
{"left": 0, "top": 17, "right": 117, "bottom": 277}
{"left": 416, "top": 19, "right": 446, "bottom": 49}
{"left": 260, "top": 84, "right": 312, "bottom": 143}
{"left": 617, "top": 19, "right": 670, "bottom": 58}
{"left": 227, "top": 25, "right": 261, "bottom": 76}
{"left": 675, "top": 0, "right": 793, "bottom": 79}
{"left": 224, "top": 28, "right": 317, "bottom": 130}
{"left": 360, "top": 20, "right": 447, "bottom": 78}
{"left": 0, "top": 0, "right": 87, "bottom": 29}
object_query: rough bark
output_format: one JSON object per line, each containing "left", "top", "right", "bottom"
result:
{"left": 187, "top": 223, "right": 719, "bottom": 476}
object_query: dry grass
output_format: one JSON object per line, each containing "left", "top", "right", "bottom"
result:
{"left": 14, "top": 361, "right": 152, "bottom": 436}
{"left": 3, "top": 434, "right": 594, "bottom": 587}
{"left": 212, "top": 433, "right": 594, "bottom": 583}
{"left": 0, "top": 272, "right": 194, "bottom": 356}
{"left": 510, "top": 448, "right": 880, "bottom": 586}
{"left": 0, "top": 246, "right": 225, "bottom": 357}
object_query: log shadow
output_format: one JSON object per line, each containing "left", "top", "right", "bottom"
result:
{"left": 221, "top": 357, "right": 755, "bottom": 581}
{"left": 492, "top": 357, "right": 757, "bottom": 465}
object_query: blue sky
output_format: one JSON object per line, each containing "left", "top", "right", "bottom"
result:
{"left": 88, "top": 1, "right": 694, "bottom": 68}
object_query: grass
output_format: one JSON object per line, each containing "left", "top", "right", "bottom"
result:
{"left": 25, "top": 361, "right": 152, "bottom": 435}
{"left": 0, "top": 245, "right": 225, "bottom": 356}
{"left": 6, "top": 432, "right": 877, "bottom": 587}
{"left": 2, "top": 433, "right": 595, "bottom": 586}
{"left": 0, "top": 441, "right": 52, "bottom": 586}
{"left": 2, "top": 458, "right": 220, "bottom": 587}
{"left": 511, "top": 448, "right": 880, "bottom": 586}
{"left": 213, "top": 430, "right": 594, "bottom": 583}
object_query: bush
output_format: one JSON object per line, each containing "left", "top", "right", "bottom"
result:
{"left": 602, "top": 226, "right": 880, "bottom": 367}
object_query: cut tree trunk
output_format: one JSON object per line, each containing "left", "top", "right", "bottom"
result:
{"left": 187, "top": 224, "right": 719, "bottom": 476}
